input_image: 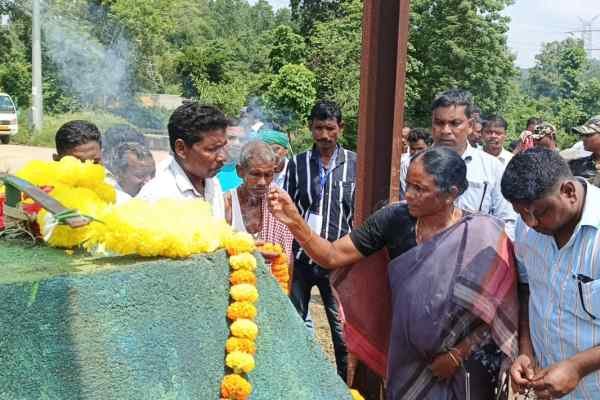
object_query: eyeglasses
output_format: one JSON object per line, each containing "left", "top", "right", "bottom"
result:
{"left": 575, "top": 274, "right": 597, "bottom": 320}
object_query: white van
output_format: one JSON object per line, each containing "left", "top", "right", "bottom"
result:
{"left": 0, "top": 93, "right": 18, "bottom": 144}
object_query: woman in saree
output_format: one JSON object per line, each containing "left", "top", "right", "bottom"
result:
{"left": 268, "top": 147, "right": 519, "bottom": 399}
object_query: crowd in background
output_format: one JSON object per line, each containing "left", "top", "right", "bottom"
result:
{"left": 44, "top": 88, "right": 600, "bottom": 400}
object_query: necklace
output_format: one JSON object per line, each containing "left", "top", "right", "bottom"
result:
{"left": 415, "top": 207, "right": 461, "bottom": 244}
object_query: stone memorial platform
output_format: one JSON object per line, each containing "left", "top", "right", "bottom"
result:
{"left": 0, "top": 241, "right": 350, "bottom": 400}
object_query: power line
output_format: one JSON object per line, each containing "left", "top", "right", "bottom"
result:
{"left": 576, "top": 15, "right": 600, "bottom": 57}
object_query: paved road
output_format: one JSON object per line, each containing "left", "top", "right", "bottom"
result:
{"left": 0, "top": 144, "right": 169, "bottom": 175}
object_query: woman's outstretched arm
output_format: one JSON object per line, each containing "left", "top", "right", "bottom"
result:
{"left": 268, "top": 187, "right": 364, "bottom": 269}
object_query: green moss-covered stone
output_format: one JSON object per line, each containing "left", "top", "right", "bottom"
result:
{"left": 0, "top": 241, "right": 351, "bottom": 400}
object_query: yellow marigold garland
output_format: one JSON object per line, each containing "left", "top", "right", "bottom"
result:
{"left": 221, "top": 240, "right": 260, "bottom": 400}
{"left": 227, "top": 302, "right": 257, "bottom": 321}
{"left": 230, "top": 284, "right": 259, "bottom": 303}
{"left": 225, "top": 351, "right": 256, "bottom": 374}
{"left": 14, "top": 159, "right": 360, "bottom": 398}
{"left": 223, "top": 232, "right": 255, "bottom": 255}
{"left": 229, "top": 270, "right": 257, "bottom": 286}
{"left": 88, "top": 198, "right": 232, "bottom": 257}
{"left": 225, "top": 337, "right": 256, "bottom": 355}
{"left": 220, "top": 374, "right": 252, "bottom": 400}
{"left": 229, "top": 253, "right": 257, "bottom": 271}
{"left": 17, "top": 157, "right": 116, "bottom": 203}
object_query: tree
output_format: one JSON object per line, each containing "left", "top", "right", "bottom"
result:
{"left": 575, "top": 78, "right": 600, "bottom": 118}
{"left": 268, "top": 25, "right": 306, "bottom": 73}
{"left": 290, "top": 0, "right": 343, "bottom": 35}
{"left": 264, "top": 64, "right": 316, "bottom": 127}
{"left": 306, "top": 0, "right": 364, "bottom": 149}
{"left": 528, "top": 38, "right": 588, "bottom": 100}
{"left": 407, "top": 0, "right": 516, "bottom": 125}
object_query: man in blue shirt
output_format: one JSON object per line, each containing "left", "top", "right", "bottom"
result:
{"left": 502, "top": 148, "right": 600, "bottom": 399}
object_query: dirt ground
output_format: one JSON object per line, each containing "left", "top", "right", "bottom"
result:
{"left": 309, "top": 287, "right": 337, "bottom": 365}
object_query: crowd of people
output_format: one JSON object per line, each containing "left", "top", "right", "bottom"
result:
{"left": 43, "top": 88, "right": 600, "bottom": 400}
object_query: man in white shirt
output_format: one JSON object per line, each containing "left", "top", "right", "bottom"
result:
{"left": 429, "top": 89, "right": 516, "bottom": 236}
{"left": 137, "top": 103, "right": 228, "bottom": 220}
{"left": 111, "top": 142, "right": 156, "bottom": 204}
{"left": 482, "top": 114, "right": 513, "bottom": 165}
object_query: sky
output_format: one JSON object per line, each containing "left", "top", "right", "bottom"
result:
{"left": 505, "top": 0, "right": 600, "bottom": 68}
{"left": 255, "top": 0, "right": 600, "bottom": 69}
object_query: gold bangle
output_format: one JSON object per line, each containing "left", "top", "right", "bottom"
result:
{"left": 447, "top": 350, "right": 461, "bottom": 367}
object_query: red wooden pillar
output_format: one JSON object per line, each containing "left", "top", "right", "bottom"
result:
{"left": 342, "top": 0, "right": 411, "bottom": 396}
{"left": 355, "top": 0, "right": 411, "bottom": 222}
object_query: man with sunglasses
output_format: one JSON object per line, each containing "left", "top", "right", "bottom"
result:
{"left": 138, "top": 102, "right": 228, "bottom": 219}
{"left": 570, "top": 116, "right": 600, "bottom": 187}
{"left": 502, "top": 148, "right": 600, "bottom": 399}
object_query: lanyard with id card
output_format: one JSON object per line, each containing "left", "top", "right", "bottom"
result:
{"left": 306, "top": 151, "right": 337, "bottom": 234}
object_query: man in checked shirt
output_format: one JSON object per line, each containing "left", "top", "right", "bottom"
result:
{"left": 284, "top": 100, "right": 357, "bottom": 381}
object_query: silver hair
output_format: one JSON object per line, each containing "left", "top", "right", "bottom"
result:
{"left": 238, "top": 140, "right": 277, "bottom": 170}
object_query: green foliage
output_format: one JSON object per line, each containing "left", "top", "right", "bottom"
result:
{"left": 407, "top": 0, "right": 516, "bottom": 126}
{"left": 12, "top": 111, "right": 130, "bottom": 147}
{"left": 290, "top": 0, "right": 344, "bottom": 35}
{"left": 264, "top": 64, "right": 317, "bottom": 128}
{"left": 528, "top": 38, "right": 588, "bottom": 100}
{"left": 306, "top": 0, "right": 363, "bottom": 149}
{"left": 268, "top": 25, "right": 306, "bottom": 73}
{"left": 7, "top": 0, "right": 599, "bottom": 155}
{"left": 507, "top": 37, "right": 600, "bottom": 149}
{"left": 194, "top": 77, "right": 250, "bottom": 117}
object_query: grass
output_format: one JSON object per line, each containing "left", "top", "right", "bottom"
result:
{"left": 12, "top": 111, "right": 130, "bottom": 148}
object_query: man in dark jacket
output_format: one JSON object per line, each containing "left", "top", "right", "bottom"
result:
{"left": 570, "top": 116, "right": 600, "bottom": 187}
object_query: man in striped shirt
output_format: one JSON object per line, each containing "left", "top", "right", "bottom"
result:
{"left": 285, "top": 100, "right": 357, "bottom": 381}
{"left": 502, "top": 148, "right": 600, "bottom": 399}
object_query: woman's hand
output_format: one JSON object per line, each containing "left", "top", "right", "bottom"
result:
{"left": 430, "top": 350, "right": 462, "bottom": 380}
{"left": 267, "top": 187, "right": 301, "bottom": 227}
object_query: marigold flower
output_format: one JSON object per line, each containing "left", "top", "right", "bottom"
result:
{"left": 230, "top": 319, "right": 258, "bottom": 340}
{"left": 227, "top": 301, "right": 257, "bottom": 320}
{"left": 230, "top": 284, "right": 259, "bottom": 303}
{"left": 224, "top": 232, "right": 255, "bottom": 256}
{"left": 229, "top": 253, "right": 257, "bottom": 271}
{"left": 89, "top": 198, "right": 231, "bottom": 257}
{"left": 257, "top": 242, "right": 283, "bottom": 253}
{"left": 221, "top": 374, "right": 252, "bottom": 400}
{"left": 225, "top": 351, "right": 256, "bottom": 374}
{"left": 230, "top": 270, "right": 256, "bottom": 286}
{"left": 225, "top": 337, "right": 256, "bottom": 355}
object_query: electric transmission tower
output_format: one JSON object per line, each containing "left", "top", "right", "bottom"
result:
{"left": 577, "top": 15, "right": 600, "bottom": 57}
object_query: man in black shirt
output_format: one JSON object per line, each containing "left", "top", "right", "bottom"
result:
{"left": 570, "top": 115, "right": 600, "bottom": 187}
{"left": 284, "top": 100, "right": 357, "bottom": 381}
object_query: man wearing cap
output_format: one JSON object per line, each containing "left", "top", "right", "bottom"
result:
{"left": 531, "top": 123, "right": 559, "bottom": 151}
{"left": 259, "top": 129, "right": 292, "bottom": 188}
{"left": 570, "top": 116, "right": 600, "bottom": 187}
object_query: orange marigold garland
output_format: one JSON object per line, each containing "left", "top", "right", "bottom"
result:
{"left": 221, "top": 233, "right": 258, "bottom": 400}
{"left": 258, "top": 242, "right": 291, "bottom": 294}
